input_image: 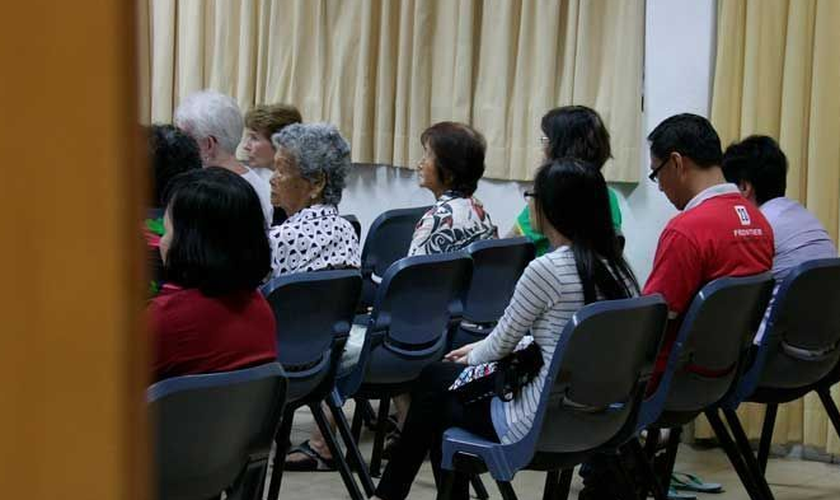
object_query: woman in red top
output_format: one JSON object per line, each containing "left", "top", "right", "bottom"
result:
{"left": 148, "top": 167, "right": 278, "bottom": 382}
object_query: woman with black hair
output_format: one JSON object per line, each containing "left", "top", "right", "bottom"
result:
{"left": 371, "top": 158, "right": 639, "bottom": 500}
{"left": 511, "top": 106, "right": 623, "bottom": 256}
{"left": 148, "top": 167, "right": 277, "bottom": 382}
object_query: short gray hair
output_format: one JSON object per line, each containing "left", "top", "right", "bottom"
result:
{"left": 173, "top": 90, "right": 243, "bottom": 155}
{"left": 272, "top": 123, "right": 352, "bottom": 206}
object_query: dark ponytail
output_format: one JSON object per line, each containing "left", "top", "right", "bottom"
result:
{"left": 533, "top": 158, "right": 639, "bottom": 303}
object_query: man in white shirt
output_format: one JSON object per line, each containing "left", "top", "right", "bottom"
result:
{"left": 174, "top": 90, "right": 273, "bottom": 226}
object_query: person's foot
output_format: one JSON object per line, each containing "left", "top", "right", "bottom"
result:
{"left": 284, "top": 440, "right": 336, "bottom": 471}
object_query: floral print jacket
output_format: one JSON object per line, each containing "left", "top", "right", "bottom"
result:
{"left": 408, "top": 191, "right": 498, "bottom": 256}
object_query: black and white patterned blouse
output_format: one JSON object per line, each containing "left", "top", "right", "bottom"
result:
{"left": 408, "top": 191, "right": 498, "bottom": 256}
{"left": 269, "top": 204, "right": 361, "bottom": 276}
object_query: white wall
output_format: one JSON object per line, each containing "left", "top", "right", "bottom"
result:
{"left": 338, "top": 0, "right": 717, "bottom": 282}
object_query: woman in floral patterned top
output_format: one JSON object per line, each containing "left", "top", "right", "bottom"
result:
{"left": 409, "top": 121, "right": 498, "bottom": 256}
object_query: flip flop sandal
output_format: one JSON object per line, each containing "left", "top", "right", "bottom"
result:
{"left": 671, "top": 471, "right": 723, "bottom": 493}
{"left": 381, "top": 426, "right": 402, "bottom": 460}
{"left": 284, "top": 440, "right": 337, "bottom": 472}
{"left": 668, "top": 487, "right": 698, "bottom": 500}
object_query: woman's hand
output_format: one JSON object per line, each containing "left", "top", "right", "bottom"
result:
{"left": 445, "top": 342, "right": 478, "bottom": 364}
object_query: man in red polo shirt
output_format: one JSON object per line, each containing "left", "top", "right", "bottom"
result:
{"left": 580, "top": 114, "right": 773, "bottom": 500}
{"left": 643, "top": 113, "right": 774, "bottom": 387}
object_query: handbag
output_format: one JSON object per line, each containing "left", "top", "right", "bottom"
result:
{"left": 448, "top": 341, "right": 544, "bottom": 405}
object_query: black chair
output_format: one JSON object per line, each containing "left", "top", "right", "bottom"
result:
{"left": 449, "top": 237, "right": 536, "bottom": 349}
{"left": 716, "top": 259, "right": 840, "bottom": 475}
{"left": 147, "top": 363, "right": 287, "bottom": 500}
{"left": 336, "top": 252, "right": 473, "bottom": 477}
{"left": 636, "top": 273, "right": 775, "bottom": 500}
{"left": 261, "top": 270, "right": 373, "bottom": 500}
{"left": 438, "top": 295, "right": 669, "bottom": 500}
{"left": 342, "top": 214, "right": 362, "bottom": 242}
{"left": 359, "top": 205, "right": 432, "bottom": 310}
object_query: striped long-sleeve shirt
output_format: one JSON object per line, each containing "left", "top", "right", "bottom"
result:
{"left": 466, "top": 245, "right": 636, "bottom": 444}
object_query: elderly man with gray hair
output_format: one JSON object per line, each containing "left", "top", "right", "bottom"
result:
{"left": 268, "top": 122, "right": 360, "bottom": 277}
{"left": 174, "top": 90, "right": 273, "bottom": 225}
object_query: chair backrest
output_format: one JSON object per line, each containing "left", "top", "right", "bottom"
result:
{"left": 653, "top": 273, "right": 774, "bottom": 414}
{"left": 148, "top": 363, "right": 287, "bottom": 500}
{"left": 733, "top": 259, "right": 840, "bottom": 401}
{"left": 534, "top": 295, "right": 668, "bottom": 453}
{"left": 493, "top": 296, "right": 667, "bottom": 472}
{"left": 341, "top": 214, "right": 362, "bottom": 241}
{"left": 359, "top": 205, "right": 432, "bottom": 307}
{"left": 337, "top": 253, "right": 473, "bottom": 397}
{"left": 261, "top": 270, "right": 361, "bottom": 402}
{"left": 462, "top": 237, "right": 535, "bottom": 324}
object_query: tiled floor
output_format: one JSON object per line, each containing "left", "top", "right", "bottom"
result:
{"left": 278, "top": 406, "right": 840, "bottom": 499}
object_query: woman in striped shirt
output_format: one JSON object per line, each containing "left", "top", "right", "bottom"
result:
{"left": 373, "top": 158, "right": 640, "bottom": 500}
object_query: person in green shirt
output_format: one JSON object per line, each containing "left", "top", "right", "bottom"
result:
{"left": 509, "top": 106, "right": 623, "bottom": 255}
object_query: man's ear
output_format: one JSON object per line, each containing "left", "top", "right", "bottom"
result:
{"left": 739, "top": 180, "right": 757, "bottom": 204}
{"left": 672, "top": 152, "right": 686, "bottom": 177}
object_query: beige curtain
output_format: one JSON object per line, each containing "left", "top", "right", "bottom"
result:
{"left": 138, "top": 0, "right": 644, "bottom": 182}
{"left": 697, "top": 0, "right": 840, "bottom": 456}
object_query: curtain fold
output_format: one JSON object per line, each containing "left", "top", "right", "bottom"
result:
{"left": 140, "top": 0, "right": 644, "bottom": 182}
{"left": 701, "top": 0, "right": 840, "bottom": 457}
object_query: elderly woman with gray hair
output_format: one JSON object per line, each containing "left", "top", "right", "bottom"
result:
{"left": 174, "top": 90, "right": 274, "bottom": 225}
{"left": 268, "top": 123, "right": 361, "bottom": 276}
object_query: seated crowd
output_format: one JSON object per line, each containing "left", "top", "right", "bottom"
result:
{"left": 146, "top": 90, "right": 836, "bottom": 500}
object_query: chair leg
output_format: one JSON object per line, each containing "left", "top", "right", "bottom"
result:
{"left": 660, "top": 426, "right": 682, "bottom": 485}
{"left": 471, "top": 474, "right": 489, "bottom": 500}
{"left": 312, "top": 403, "right": 365, "bottom": 500}
{"left": 626, "top": 438, "right": 668, "bottom": 500}
{"left": 350, "top": 398, "right": 365, "bottom": 444}
{"left": 816, "top": 387, "right": 840, "bottom": 438}
{"left": 328, "top": 393, "right": 376, "bottom": 497}
{"left": 266, "top": 409, "right": 294, "bottom": 500}
{"left": 705, "top": 409, "right": 767, "bottom": 500}
{"left": 644, "top": 426, "right": 661, "bottom": 457}
{"left": 556, "top": 469, "right": 573, "bottom": 500}
{"left": 758, "top": 403, "right": 778, "bottom": 474}
{"left": 542, "top": 470, "right": 560, "bottom": 500}
{"left": 436, "top": 470, "right": 455, "bottom": 500}
{"left": 496, "top": 480, "right": 519, "bottom": 500}
{"left": 723, "top": 408, "right": 776, "bottom": 500}
{"left": 609, "top": 452, "right": 644, "bottom": 500}
{"left": 361, "top": 397, "right": 378, "bottom": 430}
{"left": 370, "top": 396, "right": 391, "bottom": 477}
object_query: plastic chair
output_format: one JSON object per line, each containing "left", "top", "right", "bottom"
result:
{"left": 359, "top": 205, "right": 432, "bottom": 309}
{"left": 342, "top": 214, "right": 362, "bottom": 241}
{"left": 260, "top": 270, "right": 374, "bottom": 500}
{"left": 633, "top": 273, "right": 775, "bottom": 500}
{"left": 438, "top": 295, "right": 669, "bottom": 500}
{"left": 147, "top": 363, "right": 287, "bottom": 500}
{"left": 335, "top": 252, "right": 473, "bottom": 477}
{"left": 449, "top": 237, "right": 535, "bottom": 349}
{"left": 715, "top": 259, "right": 840, "bottom": 476}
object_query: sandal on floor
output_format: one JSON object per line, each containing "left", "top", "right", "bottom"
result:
{"left": 667, "top": 488, "right": 697, "bottom": 500}
{"left": 671, "top": 471, "right": 723, "bottom": 493}
{"left": 381, "top": 426, "right": 402, "bottom": 461}
{"left": 284, "top": 440, "right": 336, "bottom": 472}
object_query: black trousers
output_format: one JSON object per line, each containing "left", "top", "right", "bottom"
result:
{"left": 375, "top": 361, "right": 499, "bottom": 500}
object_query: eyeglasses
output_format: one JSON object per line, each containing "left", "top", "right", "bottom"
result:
{"left": 538, "top": 135, "right": 549, "bottom": 147}
{"left": 648, "top": 156, "right": 672, "bottom": 182}
{"left": 523, "top": 191, "right": 536, "bottom": 200}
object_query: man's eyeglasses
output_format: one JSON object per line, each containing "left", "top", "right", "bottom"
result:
{"left": 648, "top": 156, "right": 672, "bottom": 182}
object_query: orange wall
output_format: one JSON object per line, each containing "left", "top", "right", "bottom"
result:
{"left": 0, "top": 1, "right": 148, "bottom": 499}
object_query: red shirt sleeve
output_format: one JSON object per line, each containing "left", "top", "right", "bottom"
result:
{"left": 643, "top": 227, "right": 704, "bottom": 316}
